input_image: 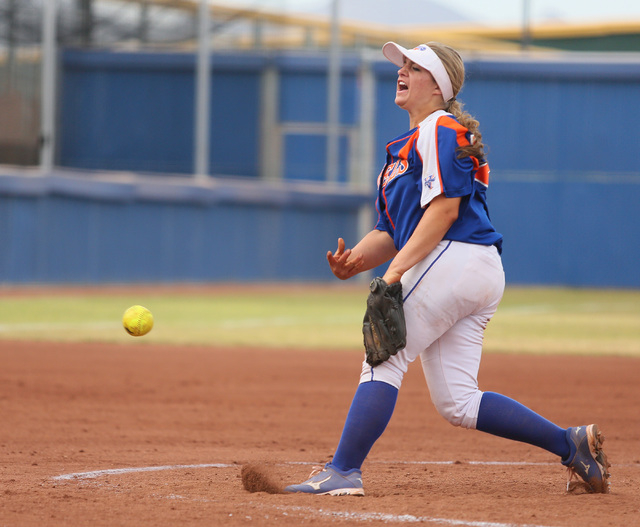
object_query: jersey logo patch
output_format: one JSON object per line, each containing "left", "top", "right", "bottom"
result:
{"left": 424, "top": 174, "right": 436, "bottom": 189}
{"left": 382, "top": 160, "right": 408, "bottom": 187}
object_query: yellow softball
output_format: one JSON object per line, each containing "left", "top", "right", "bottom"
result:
{"left": 122, "top": 305, "right": 154, "bottom": 337}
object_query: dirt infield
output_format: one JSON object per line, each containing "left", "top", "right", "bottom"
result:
{"left": 1, "top": 340, "right": 639, "bottom": 526}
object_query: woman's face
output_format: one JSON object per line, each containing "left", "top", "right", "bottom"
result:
{"left": 395, "top": 57, "right": 443, "bottom": 123}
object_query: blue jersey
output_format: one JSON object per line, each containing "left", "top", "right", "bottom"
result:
{"left": 375, "top": 110, "right": 503, "bottom": 254}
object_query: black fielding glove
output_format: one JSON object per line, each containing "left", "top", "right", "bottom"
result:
{"left": 362, "top": 277, "right": 407, "bottom": 367}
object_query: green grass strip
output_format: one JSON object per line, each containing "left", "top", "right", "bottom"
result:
{"left": 0, "top": 285, "right": 638, "bottom": 356}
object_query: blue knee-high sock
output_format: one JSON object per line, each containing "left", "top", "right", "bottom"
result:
{"left": 331, "top": 380, "right": 398, "bottom": 472}
{"left": 476, "top": 392, "right": 569, "bottom": 460}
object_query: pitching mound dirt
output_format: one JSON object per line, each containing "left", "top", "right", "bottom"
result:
{"left": 241, "top": 464, "right": 285, "bottom": 494}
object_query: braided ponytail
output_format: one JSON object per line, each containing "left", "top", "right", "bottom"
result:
{"left": 428, "top": 43, "right": 486, "bottom": 160}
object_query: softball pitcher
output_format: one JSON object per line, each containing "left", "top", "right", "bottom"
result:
{"left": 285, "top": 41, "right": 610, "bottom": 496}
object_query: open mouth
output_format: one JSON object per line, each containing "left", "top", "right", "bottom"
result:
{"left": 397, "top": 80, "right": 408, "bottom": 92}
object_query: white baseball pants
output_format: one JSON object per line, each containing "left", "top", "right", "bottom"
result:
{"left": 359, "top": 240, "right": 505, "bottom": 430}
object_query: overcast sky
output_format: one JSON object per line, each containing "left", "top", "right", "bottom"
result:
{"left": 221, "top": 0, "right": 640, "bottom": 26}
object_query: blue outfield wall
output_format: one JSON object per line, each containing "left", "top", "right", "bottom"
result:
{"left": 58, "top": 50, "right": 640, "bottom": 180}
{"left": 0, "top": 171, "right": 368, "bottom": 283}
{"left": 1, "top": 169, "right": 639, "bottom": 287}
{"left": 60, "top": 52, "right": 266, "bottom": 176}
{"left": 490, "top": 174, "right": 640, "bottom": 288}
{"left": 373, "top": 57, "right": 640, "bottom": 175}
{"left": 2, "top": 49, "right": 639, "bottom": 286}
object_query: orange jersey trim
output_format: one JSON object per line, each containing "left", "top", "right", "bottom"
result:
{"left": 436, "top": 115, "right": 489, "bottom": 189}
{"left": 381, "top": 129, "right": 420, "bottom": 231}
{"left": 437, "top": 115, "right": 471, "bottom": 148}
{"left": 475, "top": 163, "right": 490, "bottom": 187}
{"left": 398, "top": 129, "right": 419, "bottom": 160}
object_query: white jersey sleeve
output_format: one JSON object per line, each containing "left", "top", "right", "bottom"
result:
{"left": 417, "top": 110, "right": 448, "bottom": 208}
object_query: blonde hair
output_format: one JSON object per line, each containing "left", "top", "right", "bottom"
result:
{"left": 427, "top": 42, "right": 486, "bottom": 160}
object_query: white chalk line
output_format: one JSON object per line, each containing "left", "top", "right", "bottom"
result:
{"left": 3, "top": 300, "right": 633, "bottom": 333}
{"left": 0, "top": 315, "right": 353, "bottom": 333}
{"left": 52, "top": 459, "right": 637, "bottom": 482}
{"left": 52, "top": 463, "right": 234, "bottom": 481}
{"left": 51, "top": 460, "right": 542, "bottom": 481}
{"left": 267, "top": 505, "right": 551, "bottom": 527}
{"left": 0, "top": 321, "right": 116, "bottom": 332}
{"left": 51, "top": 460, "right": 632, "bottom": 527}
{"left": 498, "top": 301, "right": 639, "bottom": 315}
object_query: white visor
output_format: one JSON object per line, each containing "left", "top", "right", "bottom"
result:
{"left": 382, "top": 41, "right": 454, "bottom": 102}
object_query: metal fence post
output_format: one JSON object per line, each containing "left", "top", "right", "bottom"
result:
{"left": 40, "top": 0, "right": 58, "bottom": 173}
{"left": 194, "top": 0, "right": 211, "bottom": 179}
